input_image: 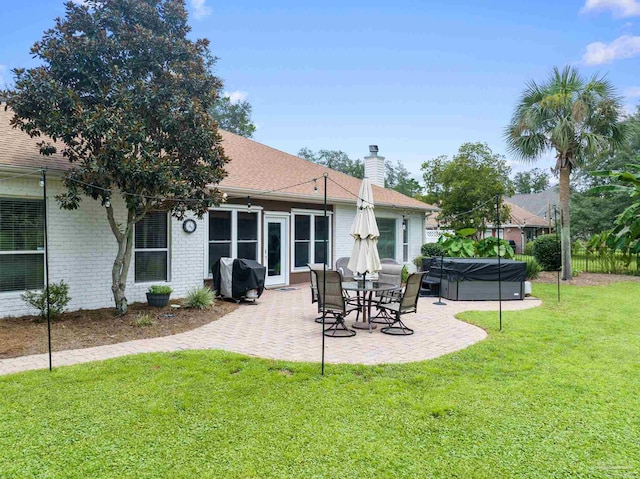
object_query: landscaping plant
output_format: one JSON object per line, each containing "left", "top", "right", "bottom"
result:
{"left": 184, "top": 286, "right": 215, "bottom": 309}
{"left": 437, "top": 228, "right": 476, "bottom": 258}
{"left": 532, "top": 234, "right": 561, "bottom": 271}
{"left": 524, "top": 257, "right": 542, "bottom": 279}
{"left": 475, "top": 236, "right": 515, "bottom": 259}
{"left": 421, "top": 243, "right": 445, "bottom": 257}
{"left": 21, "top": 280, "right": 71, "bottom": 321}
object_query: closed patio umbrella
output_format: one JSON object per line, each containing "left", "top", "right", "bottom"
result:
{"left": 347, "top": 177, "right": 381, "bottom": 278}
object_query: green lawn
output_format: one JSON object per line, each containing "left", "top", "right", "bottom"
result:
{"left": 1, "top": 283, "right": 639, "bottom": 478}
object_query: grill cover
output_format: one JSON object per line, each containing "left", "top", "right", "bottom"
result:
{"left": 430, "top": 258, "right": 527, "bottom": 282}
{"left": 212, "top": 258, "right": 266, "bottom": 300}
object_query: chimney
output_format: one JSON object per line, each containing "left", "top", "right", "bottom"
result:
{"left": 364, "top": 145, "right": 385, "bottom": 188}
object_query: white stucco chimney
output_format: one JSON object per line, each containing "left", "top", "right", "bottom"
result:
{"left": 364, "top": 145, "right": 385, "bottom": 188}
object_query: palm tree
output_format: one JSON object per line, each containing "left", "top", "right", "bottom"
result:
{"left": 505, "top": 66, "right": 626, "bottom": 279}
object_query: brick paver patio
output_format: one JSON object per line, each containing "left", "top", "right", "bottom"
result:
{"left": 0, "top": 287, "right": 541, "bottom": 375}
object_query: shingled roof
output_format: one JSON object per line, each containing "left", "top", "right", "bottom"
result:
{"left": 0, "top": 107, "right": 434, "bottom": 212}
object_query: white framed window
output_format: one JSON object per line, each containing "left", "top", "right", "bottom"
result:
{"left": 207, "top": 207, "right": 261, "bottom": 276}
{"left": 377, "top": 216, "right": 398, "bottom": 260}
{"left": 0, "top": 197, "right": 45, "bottom": 292}
{"left": 135, "top": 211, "right": 170, "bottom": 283}
{"left": 291, "top": 210, "right": 332, "bottom": 271}
{"left": 402, "top": 218, "right": 409, "bottom": 263}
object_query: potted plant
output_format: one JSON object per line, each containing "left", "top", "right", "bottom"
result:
{"left": 146, "top": 285, "right": 173, "bottom": 307}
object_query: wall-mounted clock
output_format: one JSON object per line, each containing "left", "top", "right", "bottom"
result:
{"left": 182, "top": 219, "right": 197, "bottom": 234}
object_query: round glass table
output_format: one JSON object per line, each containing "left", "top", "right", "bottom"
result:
{"left": 342, "top": 281, "right": 399, "bottom": 333}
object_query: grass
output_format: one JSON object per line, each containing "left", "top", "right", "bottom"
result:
{"left": 1, "top": 282, "right": 639, "bottom": 478}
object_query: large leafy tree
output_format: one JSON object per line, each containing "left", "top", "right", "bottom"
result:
{"left": 505, "top": 66, "right": 626, "bottom": 279}
{"left": 298, "top": 148, "right": 365, "bottom": 179}
{"left": 298, "top": 147, "right": 422, "bottom": 197}
{"left": 421, "top": 142, "right": 513, "bottom": 232}
{"left": 591, "top": 165, "right": 640, "bottom": 254}
{"left": 210, "top": 95, "right": 256, "bottom": 138}
{"left": 4, "top": 0, "right": 228, "bottom": 314}
{"left": 512, "top": 168, "right": 550, "bottom": 194}
{"left": 385, "top": 160, "right": 422, "bottom": 197}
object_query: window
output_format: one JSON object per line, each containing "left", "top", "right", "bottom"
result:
{"left": 402, "top": 218, "right": 409, "bottom": 263}
{"left": 208, "top": 209, "right": 259, "bottom": 274}
{"left": 0, "top": 198, "right": 45, "bottom": 292}
{"left": 135, "top": 211, "right": 169, "bottom": 282}
{"left": 292, "top": 212, "right": 331, "bottom": 269}
{"left": 377, "top": 217, "right": 397, "bottom": 260}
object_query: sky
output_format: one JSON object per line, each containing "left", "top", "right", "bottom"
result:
{"left": 1, "top": 0, "right": 640, "bottom": 181}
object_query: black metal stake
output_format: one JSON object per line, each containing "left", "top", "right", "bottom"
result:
{"left": 433, "top": 254, "right": 446, "bottom": 306}
{"left": 42, "top": 169, "right": 52, "bottom": 371}
{"left": 554, "top": 207, "right": 560, "bottom": 303}
{"left": 496, "top": 195, "right": 503, "bottom": 332}
{"left": 321, "top": 173, "right": 327, "bottom": 376}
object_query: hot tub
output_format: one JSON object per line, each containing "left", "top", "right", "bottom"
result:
{"left": 425, "top": 258, "right": 526, "bottom": 301}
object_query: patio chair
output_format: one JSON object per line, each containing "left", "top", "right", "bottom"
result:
{"left": 371, "top": 263, "right": 403, "bottom": 324}
{"left": 420, "top": 257, "right": 440, "bottom": 297}
{"left": 335, "top": 257, "right": 355, "bottom": 281}
{"left": 315, "top": 269, "right": 358, "bottom": 337}
{"left": 378, "top": 272, "right": 426, "bottom": 336}
{"left": 381, "top": 258, "right": 400, "bottom": 265}
{"left": 308, "top": 263, "right": 337, "bottom": 324}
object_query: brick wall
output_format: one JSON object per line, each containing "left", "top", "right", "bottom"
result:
{"left": 0, "top": 176, "right": 205, "bottom": 318}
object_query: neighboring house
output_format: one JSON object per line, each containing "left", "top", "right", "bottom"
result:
{"left": 0, "top": 108, "right": 436, "bottom": 318}
{"left": 423, "top": 201, "right": 550, "bottom": 253}
{"left": 485, "top": 200, "right": 553, "bottom": 254}
{"left": 507, "top": 186, "right": 560, "bottom": 226}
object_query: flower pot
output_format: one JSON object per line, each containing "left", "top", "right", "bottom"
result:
{"left": 146, "top": 292, "right": 171, "bottom": 307}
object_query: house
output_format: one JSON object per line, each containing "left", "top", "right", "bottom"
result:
{"left": 485, "top": 200, "right": 553, "bottom": 253}
{"left": 507, "top": 186, "right": 560, "bottom": 225}
{"left": 0, "top": 108, "right": 436, "bottom": 318}
{"left": 423, "top": 200, "right": 551, "bottom": 254}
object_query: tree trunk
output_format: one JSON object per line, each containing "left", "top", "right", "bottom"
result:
{"left": 559, "top": 166, "right": 572, "bottom": 280}
{"left": 107, "top": 206, "right": 137, "bottom": 315}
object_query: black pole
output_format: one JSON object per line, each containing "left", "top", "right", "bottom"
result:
{"left": 554, "top": 207, "right": 560, "bottom": 302}
{"left": 433, "top": 252, "right": 446, "bottom": 306}
{"left": 321, "top": 174, "right": 327, "bottom": 376}
{"left": 42, "top": 169, "right": 52, "bottom": 371}
{"left": 496, "top": 195, "right": 503, "bottom": 332}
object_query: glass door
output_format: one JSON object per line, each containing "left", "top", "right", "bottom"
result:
{"left": 264, "top": 215, "right": 288, "bottom": 286}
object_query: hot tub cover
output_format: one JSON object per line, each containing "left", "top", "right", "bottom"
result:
{"left": 430, "top": 258, "right": 526, "bottom": 282}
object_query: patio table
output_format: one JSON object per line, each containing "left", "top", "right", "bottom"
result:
{"left": 342, "top": 281, "right": 398, "bottom": 333}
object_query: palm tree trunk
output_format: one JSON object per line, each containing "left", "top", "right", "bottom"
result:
{"left": 559, "top": 166, "right": 572, "bottom": 280}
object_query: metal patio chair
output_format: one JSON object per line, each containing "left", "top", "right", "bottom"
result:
{"left": 315, "top": 269, "right": 357, "bottom": 337}
{"left": 371, "top": 263, "right": 404, "bottom": 324}
{"left": 378, "top": 272, "right": 425, "bottom": 336}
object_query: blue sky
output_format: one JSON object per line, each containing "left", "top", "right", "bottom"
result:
{"left": 1, "top": 0, "right": 640, "bottom": 181}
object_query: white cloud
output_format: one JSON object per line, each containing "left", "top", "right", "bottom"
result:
{"left": 190, "top": 0, "right": 212, "bottom": 19}
{"left": 582, "top": 35, "right": 640, "bottom": 64}
{"left": 624, "top": 86, "right": 640, "bottom": 96}
{"left": 581, "top": 0, "right": 640, "bottom": 17}
{"left": 224, "top": 90, "right": 248, "bottom": 104}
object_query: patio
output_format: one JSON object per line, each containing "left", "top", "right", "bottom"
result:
{"left": 0, "top": 286, "right": 541, "bottom": 375}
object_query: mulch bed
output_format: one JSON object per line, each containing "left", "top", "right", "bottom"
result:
{"left": 533, "top": 271, "right": 640, "bottom": 287}
{"left": 0, "top": 299, "right": 238, "bottom": 359}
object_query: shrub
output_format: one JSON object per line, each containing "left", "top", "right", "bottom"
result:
{"left": 532, "top": 234, "right": 561, "bottom": 271}
{"left": 524, "top": 240, "right": 536, "bottom": 256}
{"left": 401, "top": 265, "right": 409, "bottom": 284}
{"left": 148, "top": 285, "right": 173, "bottom": 295}
{"left": 133, "top": 313, "right": 154, "bottom": 327}
{"left": 525, "top": 257, "right": 542, "bottom": 280}
{"left": 184, "top": 286, "right": 215, "bottom": 309}
{"left": 421, "top": 243, "right": 445, "bottom": 257}
{"left": 21, "top": 280, "right": 71, "bottom": 321}
{"left": 437, "top": 228, "right": 476, "bottom": 258}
